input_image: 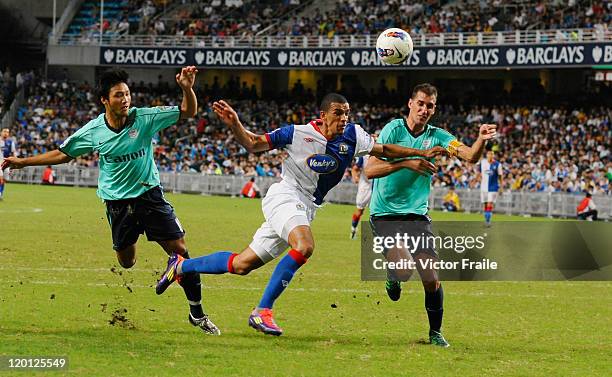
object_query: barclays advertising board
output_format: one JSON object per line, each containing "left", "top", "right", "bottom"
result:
{"left": 100, "top": 43, "right": 612, "bottom": 69}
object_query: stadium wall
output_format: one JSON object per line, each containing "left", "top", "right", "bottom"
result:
{"left": 8, "top": 166, "right": 610, "bottom": 220}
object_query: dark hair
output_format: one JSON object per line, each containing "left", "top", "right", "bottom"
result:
{"left": 411, "top": 83, "right": 438, "bottom": 99}
{"left": 320, "top": 93, "right": 348, "bottom": 111}
{"left": 585, "top": 192, "right": 592, "bottom": 198}
{"left": 97, "top": 69, "right": 129, "bottom": 100}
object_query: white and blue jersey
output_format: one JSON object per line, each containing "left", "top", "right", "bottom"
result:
{"left": 479, "top": 159, "right": 502, "bottom": 192}
{"left": 265, "top": 120, "right": 375, "bottom": 205}
{"left": 249, "top": 120, "right": 375, "bottom": 263}
{"left": 1, "top": 138, "right": 17, "bottom": 159}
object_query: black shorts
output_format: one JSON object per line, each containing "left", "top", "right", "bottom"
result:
{"left": 105, "top": 186, "right": 185, "bottom": 251}
{"left": 369, "top": 213, "right": 437, "bottom": 258}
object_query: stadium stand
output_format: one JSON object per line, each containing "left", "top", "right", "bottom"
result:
{"left": 150, "top": 0, "right": 310, "bottom": 37}
{"left": 273, "top": 0, "right": 612, "bottom": 37}
{"left": 62, "top": 0, "right": 611, "bottom": 39}
{"left": 64, "top": 0, "right": 166, "bottom": 40}
{"left": 8, "top": 79, "right": 610, "bottom": 195}
{"left": 0, "top": 68, "right": 35, "bottom": 119}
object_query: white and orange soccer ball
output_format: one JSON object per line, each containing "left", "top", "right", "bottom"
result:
{"left": 376, "top": 28, "right": 414, "bottom": 65}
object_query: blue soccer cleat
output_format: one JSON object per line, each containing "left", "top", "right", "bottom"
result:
{"left": 156, "top": 253, "right": 184, "bottom": 295}
{"left": 248, "top": 308, "right": 283, "bottom": 336}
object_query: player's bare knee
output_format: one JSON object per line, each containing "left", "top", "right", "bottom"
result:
{"left": 422, "top": 280, "right": 439, "bottom": 293}
{"left": 395, "top": 269, "right": 413, "bottom": 282}
{"left": 295, "top": 242, "right": 314, "bottom": 258}
{"left": 232, "top": 263, "right": 252, "bottom": 275}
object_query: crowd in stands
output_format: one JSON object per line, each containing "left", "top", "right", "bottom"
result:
{"left": 0, "top": 68, "right": 13, "bottom": 116}
{"left": 7, "top": 79, "right": 611, "bottom": 196}
{"left": 70, "top": 0, "right": 610, "bottom": 41}
{"left": 276, "top": 0, "right": 611, "bottom": 38}
{"left": 68, "top": 0, "right": 167, "bottom": 41}
{"left": 134, "top": 0, "right": 305, "bottom": 38}
{"left": 0, "top": 68, "right": 35, "bottom": 118}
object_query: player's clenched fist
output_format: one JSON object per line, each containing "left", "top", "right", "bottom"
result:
{"left": 479, "top": 124, "right": 497, "bottom": 140}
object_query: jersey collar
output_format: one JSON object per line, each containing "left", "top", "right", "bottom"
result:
{"left": 104, "top": 109, "right": 136, "bottom": 134}
{"left": 309, "top": 119, "right": 333, "bottom": 141}
{"left": 403, "top": 117, "right": 429, "bottom": 138}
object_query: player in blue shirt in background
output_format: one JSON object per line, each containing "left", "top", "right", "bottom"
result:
{"left": 0, "top": 128, "right": 18, "bottom": 200}
{"left": 479, "top": 150, "right": 504, "bottom": 226}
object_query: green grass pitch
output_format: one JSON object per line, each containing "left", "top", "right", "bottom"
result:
{"left": 0, "top": 184, "right": 610, "bottom": 376}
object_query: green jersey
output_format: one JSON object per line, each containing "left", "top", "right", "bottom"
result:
{"left": 370, "top": 118, "right": 458, "bottom": 216}
{"left": 59, "top": 106, "right": 180, "bottom": 200}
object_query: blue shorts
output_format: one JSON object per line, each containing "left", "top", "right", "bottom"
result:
{"left": 104, "top": 186, "right": 185, "bottom": 251}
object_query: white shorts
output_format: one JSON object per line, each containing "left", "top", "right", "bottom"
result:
{"left": 249, "top": 182, "right": 317, "bottom": 263}
{"left": 355, "top": 182, "right": 372, "bottom": 209}
{"left": 480, "top": 191, "right": 498, "bottom": 203}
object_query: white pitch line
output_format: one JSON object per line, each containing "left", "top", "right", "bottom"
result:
{"left": 0, "top": 279, "right": 608, "bottom": 300}
{"left": 0, "top": 266, "right": 360, "bottom": 278}
{"left": 0, "top": 279, "right": 372, "bottom": 293}
{"left": 0, "top": 208, "right": 43, "bottom": 213}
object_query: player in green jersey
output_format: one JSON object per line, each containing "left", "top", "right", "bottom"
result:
{"left": 367, "top": 83, "right": 497, "bottom": 347}
{"left": 1, "top": 67, "right": 221, "bottom": 335}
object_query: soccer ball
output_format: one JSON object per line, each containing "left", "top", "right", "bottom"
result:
{"left": 376, "top": 28, "right": 414, "bottom": 65}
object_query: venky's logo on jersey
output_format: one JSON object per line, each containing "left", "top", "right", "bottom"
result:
{"left": 338, "top": 143, "right": 349, "bottom": 154}
{"left": 306, "top": 154, "right": 338, "bottom": 174}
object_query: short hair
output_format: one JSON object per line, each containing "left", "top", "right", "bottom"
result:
{"left": 97, "top": 69, "right": 130, "bottom": 100}
{"left": 585, "top": 192, "right": 592, "bottom": 198}
{"left": 320, "top": 93, "right": 348, "bottom": 111}
{"left": 411, "top": 83, "right": 438, "bottom": 99}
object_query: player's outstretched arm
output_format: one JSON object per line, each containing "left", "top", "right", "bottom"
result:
{"left": 454, "top": 124, "right": 497, "bottom": 163}
{"left": 365, "top": 156, "right": 437, "bottom": 179}
{"left": 1, "top": 150, "right": 72, "bottom": 170}
{"left": 176, "top": 66, "right": 198, "bottom": 119}
{"left": 370, "top": 143, "right": 448, "bottom": 160}
{"left": 212, "top": 100, "right": 270, "bottom": 153}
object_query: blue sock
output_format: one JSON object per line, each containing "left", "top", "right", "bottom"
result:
{"left": 484, "top": 211, "right": 492, "bottom": 223}
{"left": 259, "top": 250, "right": 307, "bottom": 309}
{"left": 0, "top": 183, "right": 4, "bottom": 196}
{"left": 181, "top": 251, "right": 234, "bottom": 274}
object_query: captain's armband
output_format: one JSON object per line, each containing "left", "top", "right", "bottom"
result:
{"left": 446, "top": 140, "right": 464, "bottom": 157}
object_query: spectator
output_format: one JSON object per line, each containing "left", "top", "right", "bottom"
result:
{"left": 42, "top": 165, "right": 55, "bottom": 185}
{"left": 576, "top": 192, "right": 599, "bottom": 220}
{"left": 241, "top": 177, "right": 261, "bottom": 198}
{"left": 442, "top": 186, "right": 461, "bottom": 212}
